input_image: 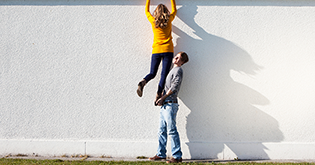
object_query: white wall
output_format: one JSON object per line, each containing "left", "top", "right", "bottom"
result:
{"left": 1, "top": 0, "right": 315, "bottom": 160}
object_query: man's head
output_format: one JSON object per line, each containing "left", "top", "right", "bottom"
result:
{"left": 173, "top": 51, "right": 189, "bottom": 66}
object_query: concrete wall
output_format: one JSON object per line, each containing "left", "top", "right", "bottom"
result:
{"left": 1, "top": 0, "right": 315, "bottom": 160}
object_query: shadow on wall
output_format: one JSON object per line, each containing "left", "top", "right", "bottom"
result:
{"left": 173, "top": 5, "right": 284, "bottom": 159}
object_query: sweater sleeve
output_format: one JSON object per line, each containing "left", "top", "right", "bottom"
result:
{"left": 170, "top": 0, "right": 177, "bottom": 14}
{"left": 169, "top": 68, "right": 183, "bottom": 93}
{"left": 145, "top": 0, "right": 154, "bottom": 21}
{"left": 168, "top": 0, "right": 177, "bottom": 22}
{"left": 145, "top": 0, "right": 150, "bottom": 13}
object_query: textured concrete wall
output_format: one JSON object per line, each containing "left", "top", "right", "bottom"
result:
{"left": 1, "top": 0, "right": 315, "bottom": 160}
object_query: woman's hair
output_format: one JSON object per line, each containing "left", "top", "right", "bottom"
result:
{"left": 178, "top": 51, "right": 189, "bottom": 64}
{"left": 153, "top": 4, "right": 170, "bottom": 29}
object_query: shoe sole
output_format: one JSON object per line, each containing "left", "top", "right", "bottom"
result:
{"left": 149, "top": 158, "right": 166, "bottom": 161}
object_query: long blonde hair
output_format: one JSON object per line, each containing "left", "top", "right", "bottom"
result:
{"left": 153, "top": 4, "right": 170, "bottom": 29}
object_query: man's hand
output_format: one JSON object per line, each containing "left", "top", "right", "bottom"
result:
{"left": 156, "top": 97, "right": 165, "bottom": 106}
{"left": 156, "top": 90, "right": 173, "bottom": 106}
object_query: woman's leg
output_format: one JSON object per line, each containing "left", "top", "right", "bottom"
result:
{"left": 144, "top": 54, "right": 162, "bottom": 82}
{"left": 158, "top": 52, "right": 173, "bottom": 93}
{"left": 138, "top": 54, "right": 163, "bottom": 97}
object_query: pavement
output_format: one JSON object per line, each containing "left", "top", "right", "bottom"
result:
{"left": 2, "top": 155, "right": 315, "bottom": 163}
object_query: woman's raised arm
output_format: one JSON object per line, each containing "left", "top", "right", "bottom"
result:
{"left": 145, "top": 0, "right": 151, "bottom": 13}
{"left": 170, "top": 0, "right": 177, "bottom": 14}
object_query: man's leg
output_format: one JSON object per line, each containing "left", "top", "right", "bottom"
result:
{"left": 157, "top": 105, "right": 168, "bottom": 158}
{"left": 165, "top": 103, "right": 182, "bottom": 159}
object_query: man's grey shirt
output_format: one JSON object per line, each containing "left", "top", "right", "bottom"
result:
{"left": 163, "top": 66, "right": 183, "bottom": 102}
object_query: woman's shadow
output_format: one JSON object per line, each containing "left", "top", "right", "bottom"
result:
{"left": 173, "top": 5, "right": 284, "bottom": 159}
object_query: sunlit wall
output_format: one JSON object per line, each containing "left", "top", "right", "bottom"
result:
{"left": 1, "top": 0, "right": 315, "bottom": 159}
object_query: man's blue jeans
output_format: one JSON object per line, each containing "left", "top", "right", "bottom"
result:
{"left": 157, "top": 103, "right": 182, "bottom": 159}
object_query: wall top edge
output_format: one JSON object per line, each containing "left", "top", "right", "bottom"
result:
{"left": 1, "top": 0, "right": 315, "bottom": 7}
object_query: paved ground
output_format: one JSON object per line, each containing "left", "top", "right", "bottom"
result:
{"left": 2, "top": 155, "right": 315, "bottom": 163}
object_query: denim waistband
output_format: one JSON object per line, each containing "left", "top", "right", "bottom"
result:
{"left": 164, "top": 100, "right": 178, "bottom": 104}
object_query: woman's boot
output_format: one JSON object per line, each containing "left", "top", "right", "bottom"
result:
{"left": 137, "top": 79, "right": 146, "bottom": 97}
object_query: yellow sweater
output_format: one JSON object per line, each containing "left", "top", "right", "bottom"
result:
{"left": 145, "top": 0, "right": 177, "bottom": 54}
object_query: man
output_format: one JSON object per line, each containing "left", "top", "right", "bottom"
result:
{"left": 149, "top": 51, "right": 189, "bottom": 163}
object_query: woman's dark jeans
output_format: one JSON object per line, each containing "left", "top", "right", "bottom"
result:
{"left": 144, "top": 52, "right": 173, "bottom": 94}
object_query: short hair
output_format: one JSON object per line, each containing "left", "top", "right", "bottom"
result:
{"left": 178, "top": 51, "right": 189, "bottom": 64}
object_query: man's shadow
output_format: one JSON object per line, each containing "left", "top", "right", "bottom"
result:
{"left": 173, "top": 5, "right": 284, "bottom": 159}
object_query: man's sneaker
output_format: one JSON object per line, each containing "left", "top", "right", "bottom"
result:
{"left": 166, "top": 157, "right": 182, "bottom": 163}
{"left": 148, "top": 155, "right": 165, "bottom": 161}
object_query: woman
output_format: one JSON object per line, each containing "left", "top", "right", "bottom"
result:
{"left": 137, "top": 0, "right": 177, "bottom": 105}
